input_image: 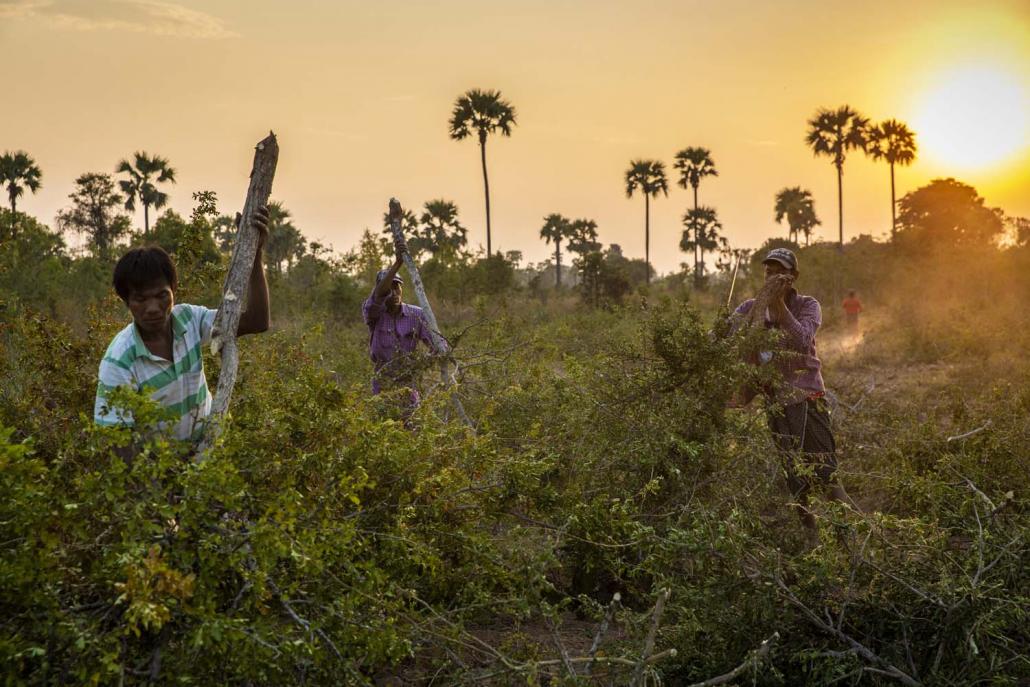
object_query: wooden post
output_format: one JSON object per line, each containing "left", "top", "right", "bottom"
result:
{"left": 198, "top": 132, "right": 279, "bottom": 454}
{"left": 387, "top": 198, "right": 474, "bottom": 429}
{"left": 725, "top": 251, "right": 742, "bottom": 309}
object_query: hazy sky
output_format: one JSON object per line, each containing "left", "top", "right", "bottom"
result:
{"left": 2, "top": 0, "right": 1028, "bottom": 273}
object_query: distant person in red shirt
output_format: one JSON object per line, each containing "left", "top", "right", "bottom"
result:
{"left": 842, "top": 290, "right": 862, "bottom": 332}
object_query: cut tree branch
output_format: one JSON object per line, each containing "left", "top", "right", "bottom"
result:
{"left": 631, "top": 588, "right": 670, "bottom": 687}
{"left": 686, "top": 632, "right": 779, "bottom": 687}
{"left": 199, "top": 132, "right": 279, "bottom": 456}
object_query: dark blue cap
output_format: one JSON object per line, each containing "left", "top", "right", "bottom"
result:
{"left": 763, "top": 248, "right": 798, "bottom": 271}
{"left": 375, "top": 269, "right": 403, "bottom": 285}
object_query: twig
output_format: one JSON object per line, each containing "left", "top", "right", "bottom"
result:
{"left": 467, "top": 650, "right": 678, "bottom": 683}
{"left": 266, "top": 579, "right": 349, "bottom": 668}
{"left": 945, "top": 420, "right": 992, "bottom": 444}
{"left": 771, "top": 575, "right": 921, "bottom": 686}
{"left": 585, "top": 592, "right": 621, "bottom": 676}
{"left": 686, "top": 632, "right": 779, "bottom": 687}
{"left": 631, "top": 588, "right": 670, "bottom": 687}
{"left": 546, "top": 615, "right": 576, "bottom": 677}
{"left": 948, "top": 468, "right": 997, "bottom": 511}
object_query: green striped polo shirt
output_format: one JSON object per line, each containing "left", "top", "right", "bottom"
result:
{"left": 94, "top": 303, "right": 217, "bottom": 441}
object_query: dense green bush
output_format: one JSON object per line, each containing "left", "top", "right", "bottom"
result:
{"left": 1, "top": 203, "right": 1028, "bottom": 684}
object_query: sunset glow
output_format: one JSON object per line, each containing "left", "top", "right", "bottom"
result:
{"left": 911, "top": 66, "right": 1029, "bottom": 172}
{"left": 1, "top": 0, "right": 1028, "bottom": 268}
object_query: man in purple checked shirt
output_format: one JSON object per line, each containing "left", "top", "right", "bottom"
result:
{"left": 730, "top": 247, "right": 854, "bottom": 546}
{"left": 362, "top": 235, "right": 436, "bottom": 407}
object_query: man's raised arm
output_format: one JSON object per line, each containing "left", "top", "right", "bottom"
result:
{"left": 238, "top": 205, "right": 271, "bottom": 336}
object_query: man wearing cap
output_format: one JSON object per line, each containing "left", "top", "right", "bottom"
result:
{"left": 731, "top": 247, "right": 851, "bottom": 543}
{"left": 361, "top": 238, "right": 436, "bottom": 404}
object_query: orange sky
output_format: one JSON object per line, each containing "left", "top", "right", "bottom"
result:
{"left": 2, "top": 0, "right": 1028, "bottom": 273}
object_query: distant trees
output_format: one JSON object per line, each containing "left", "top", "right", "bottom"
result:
{"left": 774, "top": 187, "right": 820, "bottom": 246}
{"left": 625, "top": 159, "right": 668, "bottom": 284}
{"left": 867, "top": 119, "right": 917, "bottom": 237}
{"left": 264, "top": 201, "right": 306, "bottom": 274}
{"left": 449, "top": 89, "right": 517, "bottom": 256}
{"left": 55, "top": 173, "right": 131, "bottom": 259}
{"left": 567, "top": 218, "right": 600, "bottom": 257}
{"left": 806, "top": 106, "right": 869, "bottom": 248}
{"left": 116, "top": 152, "right": 176, "bottom": 235}
{"left": 674, "top": 147, "right": 718, "bottom": 284}
{"left": 383, "top": 200, "right": 467, "bottom": 261}
{"left": 896, "top": 178, "right": 1004, "bottom": 247}
{"left": 1009, "top": 216, "right": 1030, "bottom": 247}
{"left": 417, "top": 200, "right": 468, "bottom": 259}
{"left": 212, "top": 214, "right": 238, "bottom": 253}
{"left": 0, "top": 151, "right": 43, "bottom": 236}
{"left": 679, "top": 206, "right": 724, "bottom": 282}
{"left": 539, "top": 213, "right": 573, "bottom": 287}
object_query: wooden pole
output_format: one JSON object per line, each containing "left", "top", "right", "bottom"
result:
{"left": 725, "top": 251, "right": 742, "bottom": 309}
{"left": 387, "top": 198, "right": 474, "bottom": 429}
{"left": 199, "top": 132, "right": 279, "bottom": 454}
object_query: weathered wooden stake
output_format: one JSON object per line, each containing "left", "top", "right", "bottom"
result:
{"left": 198, "top": 132, "right": 279, "bottom": 454}
{"left": 387, "top": 198, "right": 474, "bottom": 430}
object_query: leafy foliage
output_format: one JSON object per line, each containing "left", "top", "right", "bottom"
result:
{"left": 115, "top": 152, "right": 176, "bottom": 235}
{"left": 1, "top": 177, "right": 1029, "bottom": 684}
{"left": 56, "top": 173, "right": 132, "bottom": 260}
{"left": 0, "top": 150, "right": 43, "bottom": 233}
{"left": 774, "top": 186, "right": 820, "bottom": 246}
{"left": 896, "top": 178, "right": 1005, "bottom": 248}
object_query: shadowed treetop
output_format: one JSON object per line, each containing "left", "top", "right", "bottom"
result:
{"left": 448, "top": 89, "right": 517, "bottom": 143}
{"left": 0, "top": 150, "right": 43, "bottom": 212}
{"left": 625, "top": 159, "right": 668, "bottom": 199}
{"left": 867, "top": 119, "right": 917, "bottom": 166}
{"left": 673, "top": 147, "right": 718, "bottom": 191}
{"left": 805, "top": 106, "right": 869, "bottom": 168}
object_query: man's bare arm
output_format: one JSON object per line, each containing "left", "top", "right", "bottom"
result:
{"left": 238, "top": 206, "right": 271, "bottom": 336}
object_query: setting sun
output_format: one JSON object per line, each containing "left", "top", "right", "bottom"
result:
{"left": 911, "top": 65, "right": 1029, "bottom": 172}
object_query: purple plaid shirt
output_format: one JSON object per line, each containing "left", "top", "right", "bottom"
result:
{"left": 733, "top": 289, "right": 826, "bottom": 397}
{"left": 362, "top": 294, "right": 435, "bottom": 394}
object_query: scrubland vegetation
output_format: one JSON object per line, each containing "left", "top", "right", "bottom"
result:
{"left": 1, "top": 131, "right": 1028, "bottom": 685}
{"left": 2, "top": 182, "right": 1028, "bottom": 686}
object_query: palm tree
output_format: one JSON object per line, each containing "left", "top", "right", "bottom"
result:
{"left": 382, "top": 208, "right": 420, "bottom": 254}
{"left": 418, "top": 199, "right": 468, "bottom": 258}
{"left": 774, "top": 187, "right": 820, "bottom": 246}
{"left": 805, "top": 106, "right": 869, "bottom": 248}
{"left": 448, "top": 89, "right": 517, "bottom": 256}
{"left": 264, "top": 201, "right": 306, "bottom": 273}
{"left": 539, "top": 213, "right": 573, "bottom": 287}
{"left": 625, "top": 159, "right": 668, "bottom": 284}
{"left": 673, "top": 147, "right": 718, "bottom": 284}
{"left": 866, "top": 119, "right": 917, "bottom": 238}
{"left": 116, "top": 152, "right": 176, "bottom": 235}
{"left": 567, "top": 218, "right": 601, "bottom": 257}
{"left": 680, "top": 206, "right": 723, "bottom": 282}
{"left": 0, "top": 151, "right": 43, "bottom": 236}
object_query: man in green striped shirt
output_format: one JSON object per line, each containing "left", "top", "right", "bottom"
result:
{"left": 94, "top": 208, "right": 270, "bottom": 442}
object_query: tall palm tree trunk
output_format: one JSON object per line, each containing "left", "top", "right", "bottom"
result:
{"left": 890, "top": 162, "right": 897, "bottom": 239}
{"left": 836, "top": 164, "right": 844, "bottom": 249}
{"left": 555, "top": 243, "right": 561, "bottom": 287}
{"left": 9, "top": 195, "right": 16, "bottom": 237}
{"left": 692, "top": 186, "right": 700, "bottom": 287}
{"left": 644, "top": 194, "right": 651, "bottom": 285}
{"left": 144, "top": 203, "right": 151, "bottom": 236}
{"left": 479, "top": 134, "right": 492, "bottom": 256}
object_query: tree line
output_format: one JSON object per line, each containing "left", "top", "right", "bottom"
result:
{"left": 6, "top": 93, "right": 1027, "bottom": 309}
